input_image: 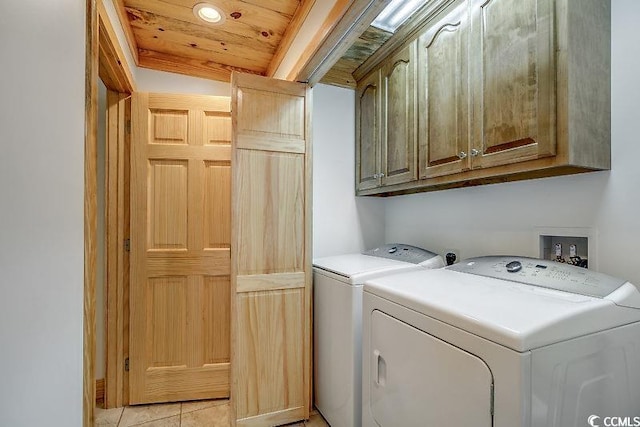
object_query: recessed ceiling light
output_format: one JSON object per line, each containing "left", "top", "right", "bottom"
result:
{"left": 372, "top": 0, "right": 425, "bottom": 33}
{"left": 193, "top": 3, "right": 226, "bottom": 25}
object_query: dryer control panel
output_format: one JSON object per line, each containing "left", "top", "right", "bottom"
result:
{"left": 449, "top": 256, "right": 627, "bottom": 298}
{"left": 362, "top": 244, "right": 438, "bottom": 265}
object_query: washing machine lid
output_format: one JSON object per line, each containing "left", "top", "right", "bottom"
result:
{"left": 313, "top": 244, "right": 444, "bottom": 285}
{"left": 313, "top": 254, "right": 423, "bottom": 285}
{"left": 364, "top": 257, "right": 640, "bottom": 352}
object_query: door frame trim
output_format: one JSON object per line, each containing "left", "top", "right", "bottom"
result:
{"left": 85, "top": 0, "right": 135, "bottom": 423}
{"left": 84, "top": 1, "right": 98, "bottom": 424}
{"left": 104, "top": 91, "right": 131, "bottom": 408}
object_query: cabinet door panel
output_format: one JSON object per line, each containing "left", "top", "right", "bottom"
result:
{"left": 418, "top": 3, "right": 470, "bottom": 179}
{"left": 471, "top": 0, "right": 555, "bottom": 169}
{"left": 381, "top": 43, "right": 417, "bottom": 186}
{"left": 356, "top": 71, "right": 381, "bottom": 191}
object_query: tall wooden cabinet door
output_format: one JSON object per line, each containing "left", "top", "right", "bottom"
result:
{"left": 356, "top": 70, "right": 381, "bottom": 191}
{"left": 231, "top": 73, "right": 311, "bottom": 427}
{"left": 470, "top": 0, "right": 555, "bottom": 169}
{"left": 381, "top": 42, "right": 418, "bottom": 186}
{"left": 130, "top": 93, "right": 232, "bottom": 404}
{"left": 418, "top": 3, "right": 470, "bottom": 179}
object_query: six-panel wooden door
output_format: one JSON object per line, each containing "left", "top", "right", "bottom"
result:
{"left": 130, "top": 93, "right": 232, "bottom": 404}
{"left": 231, "top": 73, "right": 312, "bottom": 427}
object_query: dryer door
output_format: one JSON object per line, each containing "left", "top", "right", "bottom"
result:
{"left": 369, "top": 310, "right": 493, "bottom": 427}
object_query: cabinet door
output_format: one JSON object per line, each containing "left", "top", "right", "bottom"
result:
{"left": 381, "top": 43, "right": 417, "bottom": 186}
{"left": 231, "top": 73, "right": 311, "bottom": 427}
{"left": 418, "top": 2, "right": 470, "bottom": 179}
{"left": 470, "top": 0, "right": 555, "bottom": 169}
{"left": 356, "top": 70, "right": 381, "bottom": 191}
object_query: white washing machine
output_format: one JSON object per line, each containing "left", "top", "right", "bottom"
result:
{"left": 362, "top": 256, "right": 640, "bottom": 427}
{"left": 313, "top": 244, "right": 444, "bottom": 427}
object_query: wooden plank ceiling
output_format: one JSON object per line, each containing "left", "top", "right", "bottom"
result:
{"left": 115, "top": 0, "right": 311, "bottom": 81}
{"left": 320, "top": 26, "right": 392, "bottom": 88}
{"left": 114, "top": 0, "right": 391, "bottom": 87}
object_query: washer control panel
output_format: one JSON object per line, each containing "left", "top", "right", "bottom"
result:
{"left": 449, "top": 256, "right": 626, "bottom": 298}
{"left": 362, "top": 244, "right": 438, "bottom": 264}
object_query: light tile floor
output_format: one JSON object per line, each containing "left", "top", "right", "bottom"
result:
{"left": 96, "top": 400, "right": 330, "bottom": 427}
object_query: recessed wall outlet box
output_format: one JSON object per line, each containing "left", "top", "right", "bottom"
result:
{"left": 535, "top": 227, "right": 596, "bottom": 270}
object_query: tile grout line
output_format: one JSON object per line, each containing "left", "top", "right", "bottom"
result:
{"left": 116, "top": 407, "right": 124, "bottom": 427}
{"left": 112, "top": 400, "right": 229, "bottom": 427}
{"left": 126, "top": 414, "right": 181, "bottom": 427}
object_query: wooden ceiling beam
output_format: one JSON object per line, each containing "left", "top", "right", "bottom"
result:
{"left": 266, "top": 0, "right": 317, "bottom": 78}
{"left": 137, "top": 48, "right": 263, "bottom": 82}
{"left": 112, "top": 0, "right": 140, "bottom": 64}
{"left": 98, "top": 0, "right": 135, "bottom": 92}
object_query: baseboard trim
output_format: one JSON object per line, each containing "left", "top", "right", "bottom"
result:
{"left": 96, "top": 378, "right": 105, "bottom": 403}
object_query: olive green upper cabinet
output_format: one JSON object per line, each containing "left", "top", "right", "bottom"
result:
{"left": 469, "top": 0, "right": 555, "bottom": 169}
{"left": 381, "top": 42, "right": 418, "bottom": 186}
{"left": 417, "top": 1, "right": 470, "bottom": 179}
{"left": 356, "top": 69, "right": 381, "bottom": 191}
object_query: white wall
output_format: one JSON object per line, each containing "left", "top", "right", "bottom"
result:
{"left": 135, "top": 67, "right": 230, "bottom": 96}
{"left": 384, "top": 0, "right": 640, "bottom": 284}
{"left": 312, "top": 84, "right": 385, "bottom": 258}
{"left": 0, "top": 1, "right": 85, "bottom": 426}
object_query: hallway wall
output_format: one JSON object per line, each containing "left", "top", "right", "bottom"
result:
{"left": 0, "top": 1, "right": 86, "bottom": 425}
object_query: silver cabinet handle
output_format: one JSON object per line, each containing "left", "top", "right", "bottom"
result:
{"left": 470, "top": 148, "right": 481, "bottom": 157}
{"left": 458, "top": 151, "right": 467, "bottom": 159}
{"left": 373, "top": 173, "right": 379, "bottom": 179}
{"left": 379, "top": 172, "right": 385, "bottom": 178}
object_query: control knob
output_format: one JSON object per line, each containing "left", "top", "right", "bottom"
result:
{"left": 506, "top": 260, "right": 522, "bottom": 273}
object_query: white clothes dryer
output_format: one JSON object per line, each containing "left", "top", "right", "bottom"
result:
{"left": 313, "top": 244, "right": 444, "bottom": 427}
{"left": 362, "top": 256, "right": 640, "bottom": 427}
